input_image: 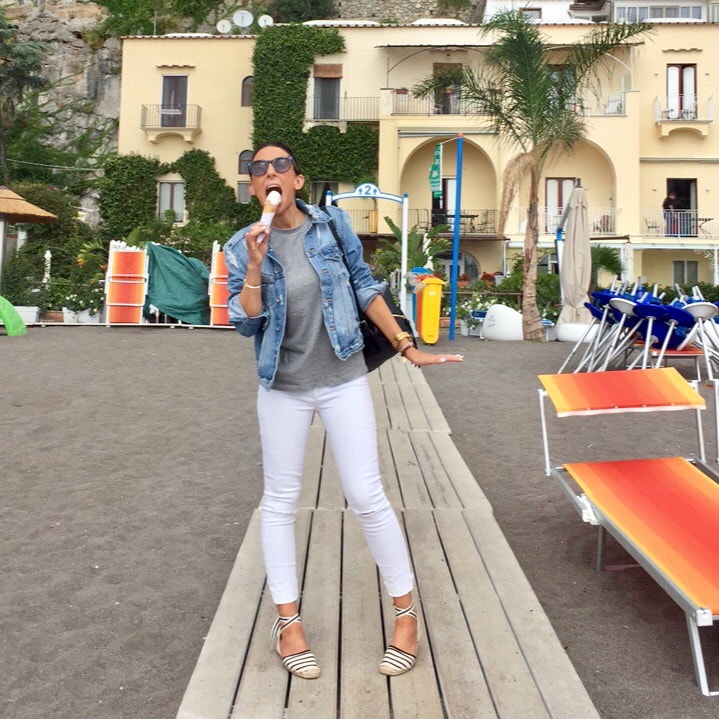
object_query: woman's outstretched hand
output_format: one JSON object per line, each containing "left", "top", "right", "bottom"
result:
{"left": 402, "top": 346, "right": 463, "bottom": 367}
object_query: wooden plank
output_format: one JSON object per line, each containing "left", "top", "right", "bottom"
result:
{"left": 409, "top": 432, "right": 463, "bottom": 509}
{"left": 464, "top": 509, "right": 602, "bottom": 719}
{"left": 379, "top": 525, "right": 445, "bottom": 719}
{"left": 434, "top": 510, "right": 551, "bottom": 719}
{"left": 413, "top": 382, "right": 452, "bottom": 434}
{"left": 340, "top": 513, "right": 391, "bottom": 719}
{"left": 395, "top": 379, "right": 432, "bottom": 432}
{"left": 286, "top": 509, "right": 343, "bottom": 717}
{"left": 387, "top": 429, "right": 434, "bottom": 509}
{"left": 298, "top": 425, "right": 325, "bottom": 510}
{"left": 230, "top": 510, "right": 313, "bottom": 718}
{"left": 378, "top": 429, "right": 403, "bottom": 509}
{"left": 176, "top": 511, "right": 267, "bottom": 719}
{"left": 428, "top": 433, "right": 494, "bottom": 513}
{"left": 403, "top": 509, "right": 497, "bottom": 718}
{"left": 383, "top": 381, "right": 411, "bottom": 430}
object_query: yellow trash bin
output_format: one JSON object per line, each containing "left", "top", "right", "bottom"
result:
{"left": 415, "top": 275, "right": 445, "bottom": 345}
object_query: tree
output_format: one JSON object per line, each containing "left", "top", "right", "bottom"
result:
{"left": 415, "top": 12, "right": 650, "bottom": 339}
{"left": 269, "top": 0, "right": 337, "bottom": 23}
{"left": 591, "top": 245, "right": 622, "bottom": 288}
{"left": 0, "top": 8, "right": 47, "bottom": 185}
{"left": 371, "top": 218, "right": 450, "bottom": 279}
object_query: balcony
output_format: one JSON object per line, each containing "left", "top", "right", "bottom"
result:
{"left": 141, "top": 104, "right": 202, "bottom": 143}
{"left": 391, "top": 91, "right": 478, "bottom": 116}
{"left": 654, "top": 95, "right": 714, "bottom": 137}
{"left": 303, "top": 96, "right": 379, "bottom": 130}
{"left": 643, "top": 210, "right": 715, "bottom": 238}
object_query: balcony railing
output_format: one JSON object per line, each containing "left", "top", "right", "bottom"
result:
{"left": 304, "top": 96, "right": 379, "bottom": 122}
{"left": 643, "top": 209, "right": 715, "bottom": 238}
{"left": 141, "top": 104, "right": 202, "bottom": 129}
{"left": 141, "top": 104, "right": 202, "bottom": 142}
{"left": 653, "top": 94, "right": 715, "bottom": 122}
{"left": 392, "top": 92, "right": 479, "bottom": 116}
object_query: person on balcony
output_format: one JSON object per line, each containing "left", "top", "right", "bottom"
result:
{"left": 663, "top": 191, "right": 678, "bottom": 236}
{"left": 224, "top": 142, "right": 462, "bottom": 681}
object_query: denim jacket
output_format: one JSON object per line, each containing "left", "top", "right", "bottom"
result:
{"left": 224, "top": 200, "right": 385, "bottom": 389}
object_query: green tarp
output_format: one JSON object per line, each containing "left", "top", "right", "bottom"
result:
{"left": 144, "top": 242, "right": 210, "bottom": 325}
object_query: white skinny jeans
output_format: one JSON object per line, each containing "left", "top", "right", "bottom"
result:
{"left": 257, "top": 375, "right": 414, "bottom": 605}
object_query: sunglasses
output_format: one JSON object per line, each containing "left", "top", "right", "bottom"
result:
{"left": 248, "top": 156, "right": 296, "bottom": 177}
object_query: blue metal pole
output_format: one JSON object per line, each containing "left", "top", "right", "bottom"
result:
{"left": 449, "top": 133, "right": 463, "bottom": 340}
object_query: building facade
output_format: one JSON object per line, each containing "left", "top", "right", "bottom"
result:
{"left": 118, "top": 16, "right": 719, "bottom": 287}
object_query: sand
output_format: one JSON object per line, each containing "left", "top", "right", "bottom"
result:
{"left": 2, "top": 325, "right": 718, "bottom": 719}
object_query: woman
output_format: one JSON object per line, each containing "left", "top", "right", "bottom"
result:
{"left": 225, "top": 143, "right": 462, "bottom": 680}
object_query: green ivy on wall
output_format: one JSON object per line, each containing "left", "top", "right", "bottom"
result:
{"left": 252, "top": 25, "right": 378, "bottom": 188}
{"left": 97, "top": 153, "right": 165, "bottom": 239}
{"left": 171, "top": 149, "right": 242, "bottom": 225}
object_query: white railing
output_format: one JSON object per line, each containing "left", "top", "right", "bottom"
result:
{"left": 391, "top": 93, "right": 480, "bottom": 116}
{"left": 304, "top": 96, "right": 379, "bottom": 121}
{"left": 643, "top": 209, "right": 715, "bottom": 237}
{"left": 653, "top": 94, "right": 715, "bottom": 121}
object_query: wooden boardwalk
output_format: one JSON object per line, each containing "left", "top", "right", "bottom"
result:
{"left": 177, "top": 357, "right": 600, "bottom": 719}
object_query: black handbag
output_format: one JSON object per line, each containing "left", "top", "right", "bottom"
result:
{"left": 321, "top": 208, "right": 416, "bottom": 372}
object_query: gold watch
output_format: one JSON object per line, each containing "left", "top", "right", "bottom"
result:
{"left": 391, "top": 331, "right": 412, "bottom": 350}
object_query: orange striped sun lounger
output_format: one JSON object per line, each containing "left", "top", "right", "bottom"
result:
{"left": 537, "top": 368, "right": 719, "bottom": 696}
{"left": 538, "top": 366, "right": 705, "bottom": 417}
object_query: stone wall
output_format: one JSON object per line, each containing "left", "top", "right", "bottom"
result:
{"left": 336, "top": 0, "right": 438, "bottom": 24}
{"left": 336, "top": 0, "right": 483, "bottom": 23}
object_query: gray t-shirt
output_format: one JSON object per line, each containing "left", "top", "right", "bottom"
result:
{"left": 270, "top": 217, "right": 366, "bottom": 391}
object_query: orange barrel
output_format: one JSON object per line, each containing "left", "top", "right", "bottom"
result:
{"left": 209, "top": 242, "right": 230, "bottom": 326}
{"left": 104, "top": 244, "right": 147, "bottom": 324}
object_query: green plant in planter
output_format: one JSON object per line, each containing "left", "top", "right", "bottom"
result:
{"left": 457, "top": 293, "right": 497, "bottom": 328}
{"left": 371, "top": 219, "right": 450, "bottom": 280}
{"left": 63, "top": 282, "right": 104, "bottom": 314}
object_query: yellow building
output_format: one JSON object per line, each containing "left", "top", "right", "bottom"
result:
{"left": 118, "top": 20, "right": 719, "bottom": 287}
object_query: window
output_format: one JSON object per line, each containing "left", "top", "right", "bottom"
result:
{"left": 545, "top": 178, "right": 576, "bottom": 233}
{"left": 712, "top": 4, "right": 719, "bottom": 21}
{"left": 547, "top": 65, "right": 577, "bottom": 111}
{"left": 158, "top": 182, "right": 185, "bottom": 222}
{"left": 520, "top": 7, "right": 542, "bottom": 19}
{"left": 241, "top": 76, "right": 254, "bottom": 106}
{"left": 161, "top": 75, "right": 187, "bottom": 127}
{"left": 673, "top": 260, "right": 698, "bottom": 285}
{"left": 314, "top": 78, "right": 340, "bottom": 119}
{"left": 618, "top": 3, "right": 702, "bottom": 20}
{"left": 237, "top": 182, "right": 251, "bottom": 204}
{"left": 667, "top": 64, "right": 697, "bottom": 119}
{"left": 311, "top": 181, "right": 339, "bottom": 205}
{"left": 238, "top": 150, "right": 253, "bottom": 174}
{"left": 433, "top": 63, "right": 463, "bottom": 114}
{"left": 313, "top": 64, "right": 342, "bottom": 119}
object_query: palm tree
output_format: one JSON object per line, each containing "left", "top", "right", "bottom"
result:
{"left": 591, "top": 245, "right": 623, "bottom": 288}
{"left": 0, "top": 8, "right": 47, "bottom": 184}
{"left": 415, "top": 12, "right": 651, "bottom": 339}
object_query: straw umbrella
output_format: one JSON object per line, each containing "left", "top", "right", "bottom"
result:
{"left": 556, "top": 184, "right": 592, "bottom": 329}
{"left": 0, "top": 186, "right": 58, "bottom": 294}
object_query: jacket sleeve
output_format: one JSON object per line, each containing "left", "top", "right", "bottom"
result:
{"left": 224, "top": 230, "right": 267, "bottom": 336}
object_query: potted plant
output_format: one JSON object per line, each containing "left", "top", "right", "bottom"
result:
{"left": 62, "top": 282, "right": 104, "bottom": 323}
{"left": 458, "top": 294, "right": 496, "bottom": 336}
